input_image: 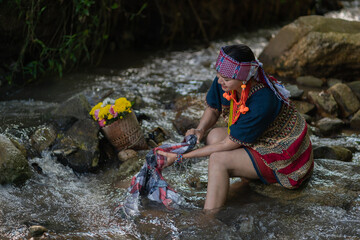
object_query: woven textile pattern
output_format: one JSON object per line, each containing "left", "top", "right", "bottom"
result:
{"left": 231, "top": 102, "right": 314, "bottom": 189}
{"left": 118, "top": 135, "right": 197, "bottom": 217}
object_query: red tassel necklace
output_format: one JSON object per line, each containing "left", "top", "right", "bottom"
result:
{"left": 223, "top": 81, "right": 251, "bottom": 124}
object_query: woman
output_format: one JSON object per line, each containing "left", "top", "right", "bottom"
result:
{"left": 158, "top": 44, "right": 314, "bottom": 211}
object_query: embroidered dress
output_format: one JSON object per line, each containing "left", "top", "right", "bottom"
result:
{"left": 206, "top": 77, "right": 314, "bottom": 189}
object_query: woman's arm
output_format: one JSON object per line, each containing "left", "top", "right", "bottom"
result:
{"left": 158, "top": 135, "right": 240, "bottom": 168}
{"left": 186, "top": 106, "right": 220, "bottom": 143}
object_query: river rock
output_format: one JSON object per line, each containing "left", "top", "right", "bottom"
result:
{"left": 328, "top": 83, "right": 360, "bottom": 118}
{"left": 9, "top": 136, "right": 28, "bottom": 158}
{"left": 52, "top": 118, "right": 100, "bottom": 172}
{"left": 30, "top": 125, "right": 57, "bottom": 153}
{"left": 316, "top": 117, "right": 344, "bottom": 136}
{"left": 285, "top": 84, "right": 303, "bottom": 99}
{"left": 51, "top": 93, "right": 92, "bottom": 120}
{"left": 0, "top": 134, "right": 32, "bottom": 184}
{"left": 259, "top": 15, "right": 360, "bottom": 79}
{"left": 307, "top": 91, "right": 338, "bottom": 117}
{"left": 117, "top": 149, "right": 138, "bottom": 162}
{"left": 249, "top": 159, "right": 360, "bottom": 208}
{"left": 292, "top": 100, "right": 315, "bottom": 115}
{"left": 117, "top": 157, "right": 143, "bottom": 180}
{"left": 350, "top": 110, "right": 360, "bottom": 130}
{"left": 147, "top": 127, "right": 170, "bottom": 145}
{"left": 29, "top": 225, "right": 47, "bottom": 237}
{"left": 346, "top": 81, "right": 360, "bottom": 101}
{"left": 313, "top": 146, "right": 353, "bottom": 162}
{"left": 296, "top": 76, "right": 324, "bottom": 88}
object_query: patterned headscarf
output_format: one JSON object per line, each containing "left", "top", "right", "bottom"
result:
{"left": 215, "top": 47, "right": 290, "bottom": 104}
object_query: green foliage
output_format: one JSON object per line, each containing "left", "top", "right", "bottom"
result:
{"left": 8, "top": 0, "right": 125, "bottom": 84}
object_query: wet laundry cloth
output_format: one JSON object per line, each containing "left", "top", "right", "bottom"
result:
{"left": 117, "top": 134, "right": 197, "bottom": 217}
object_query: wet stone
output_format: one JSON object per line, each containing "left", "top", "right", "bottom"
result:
{"left": 285, "top": 84, "right": 304, "bottom": 99}
{"left": 316, "top": 117, "right": 344, "bottom": 136}
{"left": 117, "top": 149, "right": 138, "bottom": 162}
{"left": 0, "top": 134, "right": 32, "bottom": 185}
{"left": 328, "top": 83, "right": 360, "bottom": 118}
{"left": 29, "top": 225, "right": 47, "bottom": 237}
{"left": 313, "top": 146, "right": 353, "bottom": 162}
{"left": 292, "top": 100, "right": 316, "bottom": 115}
{"left": 307, "top": 90, "right": 338, "bottom": 117}
{"left": 117, "top": 157, "right": 143, "bottom": 180}
{"left": 30, "top": 125, "right": 57, "bottom": 153}
{"left": 346, "top": 80, "right": 360, "bottom": 101}
{"left": 296, "top": 76, "right": 324, "bottom": 88}
{"left": 147, "top": 127, "right": 170, "bottom": 145}
{"left": 350, "top": 109, "right": 360, "bottom": 130}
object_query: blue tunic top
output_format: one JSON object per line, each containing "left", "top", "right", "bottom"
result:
{"left": 206, "top": 77, "right": 282, "bottom": 144}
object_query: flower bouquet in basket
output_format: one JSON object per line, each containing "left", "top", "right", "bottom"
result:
{"left": 89, "top": 97, "right": 148, "bottom": 151}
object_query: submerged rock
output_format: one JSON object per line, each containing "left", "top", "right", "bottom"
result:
{"left": 0, "top": 134, "right": 32, "bottom": 184}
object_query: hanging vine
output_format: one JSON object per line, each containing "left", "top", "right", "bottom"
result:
{"left": 6, "top": 0, "right": 121, "bottom": 84}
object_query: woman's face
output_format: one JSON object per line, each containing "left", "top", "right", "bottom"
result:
{"left": 216, "top": 73, "right": 243, "bottom": 92}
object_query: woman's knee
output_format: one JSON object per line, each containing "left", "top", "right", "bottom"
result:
{"left": 206, "top": 128, "right": 227, "bottom": 145}
{"left": 208, "top": 152, "right": 227, "bottom": 171}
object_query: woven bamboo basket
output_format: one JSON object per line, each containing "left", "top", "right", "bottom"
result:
{"left": 101, "top": 111, "right": 148, "bottom": 151}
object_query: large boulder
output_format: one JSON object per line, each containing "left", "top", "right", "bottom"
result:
{"left": 0, "top": 134, "right": 32, "bottom": 184}
{"left": 51, "top": 93, "right": 92, "bottom": 121}
{"left": 259, "top": 15, "right": 360, "bottom": 80}
{"left": 52, "top": 118, "right": 100, "bottom": 173}
{"left": 49, "top": 92, "right": 102, "bottom": 172}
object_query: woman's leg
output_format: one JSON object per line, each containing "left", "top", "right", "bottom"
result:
{"left": 204, "top": 148, "right": 259, "bottom": 211}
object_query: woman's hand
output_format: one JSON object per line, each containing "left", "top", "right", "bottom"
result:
{"left": 186, "top": 128, "right": 204, "bottom": 144}
{"left": 157, "top": 151, "right": 177, "bottom": 168}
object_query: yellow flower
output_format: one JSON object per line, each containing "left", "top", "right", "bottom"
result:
{"left": 114, "top": 98, "right": 132, "bottom": 114}
{"left": 89, "top": 102, "right": 103, "bottom": 116}
{"left": 98, "top": 104, "right": 111, "bottom": 120}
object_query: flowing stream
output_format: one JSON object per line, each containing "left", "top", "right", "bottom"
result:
{"left": 1, "top": 2, "right": 360, "bottom": 239}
